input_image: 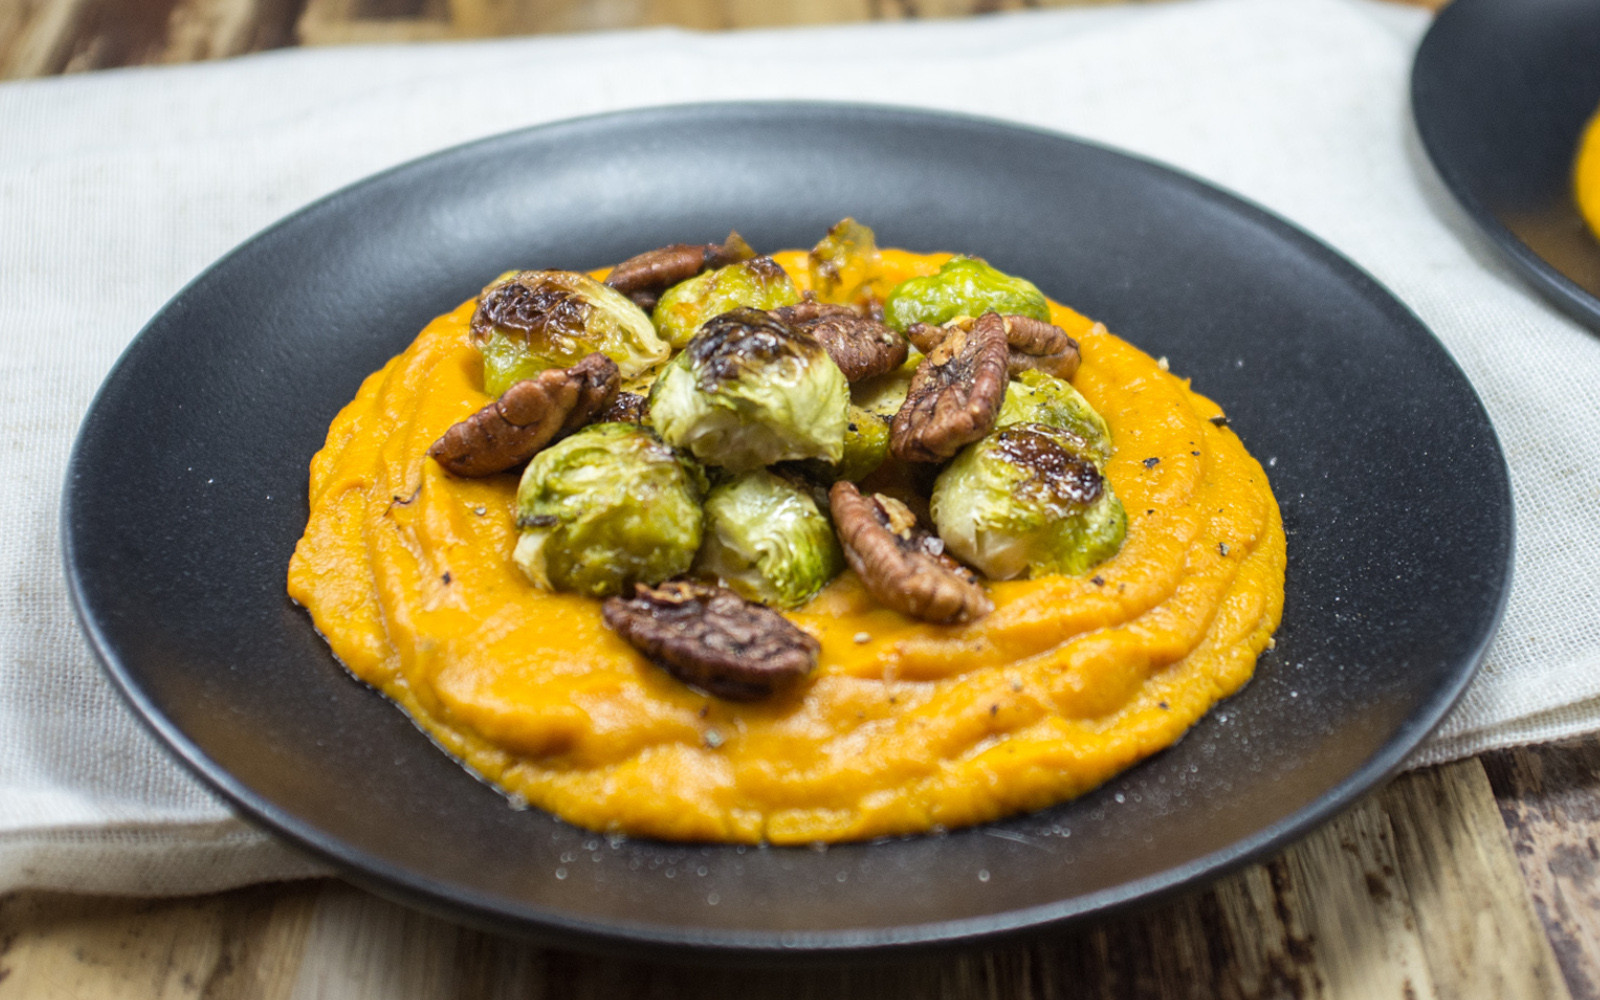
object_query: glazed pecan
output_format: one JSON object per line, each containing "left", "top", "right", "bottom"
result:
{"left": 1001, "top": 315, "right": 1081, "bottom": 381}
{"left": 909, "top": 314, "right": 1081, "bottom": 382}
{"left": 829, "top": 482, "right": 991, "bottom": 625}
{"left": 771, "top": 300, "right": 908, "bottom": 382}
{"left": 889, "top": 312, "right": 1010, "bottom": 463}
{"left": 428, "top": 353, "right": 619, "bottom": 476}
{"left": 602, "top": 581, "right": 819, "bottom": 701}
{"left": 602, "top": 231, "right": 756, "bottom": 311}
{"left": 597, "top": 390, "right": 649, "bottom": 424}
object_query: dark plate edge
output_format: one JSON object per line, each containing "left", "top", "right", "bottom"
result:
{"left": 1409, "top": 0, "right": 1600, "bottom": 332}
{"left": 59, "top": 99, "right": 1516, "bottom": 962}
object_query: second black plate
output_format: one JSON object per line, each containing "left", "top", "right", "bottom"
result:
{"left": 1412, "top": 0, "right": 1600, "bottom": 330}
{"left": 64, "top": 103, "right": 1512, "bottom": 961}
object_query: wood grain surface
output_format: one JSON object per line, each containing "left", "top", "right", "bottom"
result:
{"left": 3, "top": 738, "right": 1597, "bottom": 999}
{"left": 1, "top": 0, "right": 1574, "bottom": 998}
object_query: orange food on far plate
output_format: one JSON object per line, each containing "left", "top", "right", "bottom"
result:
{"left": 1578, "top": 105, "right": 1600, "bottom": 242}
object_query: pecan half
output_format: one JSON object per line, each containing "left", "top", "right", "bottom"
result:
{"left": 909, "top": 314, "right": 1081, "bottom": 382}
{"left": 603, "top": 231, "right": 756, "bottom": 311}
{"left": 772, "top": 300, "right": 908, "bottom": 382}
{"left": 597, "top": 390, "right": 649, "bottom": 424}
{"left": 889, "top": 312, "right": 1010, "bottom": 463}
{"left": 428, "top": 353, "right": 619, "bottom": 476}
{"left": 829, "top": 481, "right": 992, "bottom": 625}
{"left": 1002, "top": 315, "right": 1081, "bottom": 381}
{"left": 602, "top": 581, "right": 819, "bottom": 701}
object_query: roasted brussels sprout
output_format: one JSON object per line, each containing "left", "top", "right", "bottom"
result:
{"left": 808, "top": 218, "right": 884, "bottom": 306}
{"left": 995, "top": 369, "right": 1112, "bottom": 463}
{"left": 649, "top": 308, "right": 850, "bottom": 472}
{"left": 882, "top": 257, "right": 1050, "bottom": 333}
{"left": 473, "top": 270, "right": 669, "bottom": 397}
{"left": 513, "top": 423, "right": 707, "bottom": 597}
{"left": 930, "top": 422, "right": 1126, "bottom": 580}
{"left": 694, "top": 470, "right": 845, "bottom": 608}
{"left": 652, "top": 256, "right": 801, "bottom": 348}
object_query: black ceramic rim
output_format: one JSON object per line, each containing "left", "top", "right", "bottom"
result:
{"left": 1411, "top": 0, "right": 1600, "bottom": 331}
{"left": 63, "top": 102, "right": 1513, "bottom": 961}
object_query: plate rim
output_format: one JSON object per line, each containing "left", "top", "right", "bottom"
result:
{"left": 1410, "top": 0, "right": 1600, "bottom": 332}
{"left": 61, "top": 100, "right": 1515, "bottom": 959}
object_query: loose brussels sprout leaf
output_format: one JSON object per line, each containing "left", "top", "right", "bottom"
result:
{"left": 809, "top": 218, "right": 883, "bottom": 306}
{"left": 996, "top": 369, "right": 1113, "bottom": 463}
{"left": 474, "top": 270, "right": 669, "bottom": 397}
{"left": 652, "top": 256, "right": 801, "bottom": 349}
{"left": 931, "top": 422, "right": 1126, "bottom": 580}
{"left": 695, "top": 470, "right": 845, "bottom": 608}
{"left": 836, "top": 406, "right": 892, "bottom": 482}
{"left": 882, "top": 257, "right": 1051, "bottom": 333}
{"left": 514, "top": 423, "right": 707, "bottom": 597}
{"left": 649, "top": 308, "right": 850, "bottom": 473}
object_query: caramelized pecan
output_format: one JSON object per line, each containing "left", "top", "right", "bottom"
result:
{"left": 428, "top": 353, "right": 619, "bottom": 476}
{"left": 1002, "top": 315, "right": 1081, "bottom": 381}
{"left": 771, "top": 300, "right": 908, "bottom": 382}
{"left": 889, "top": 312, "right": 1010, "bottom": 463}
{"left": 597, "top": 390, "right": 649, "bottom": 424}
{"left": 909, "top": 314, "right": 1081, "bottom": 382}
{"left": 829, "top": 481, "right": 991, "bottom": 625}
{"left": 603, "top": 231, "right": 756, "bottom": 311}
{"left": 602, "top": 581, "right": 819, "bottom": 701}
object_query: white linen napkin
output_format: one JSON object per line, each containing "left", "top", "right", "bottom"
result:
{"left": 5, "top": 0, "right": 1598, "bottom": 895}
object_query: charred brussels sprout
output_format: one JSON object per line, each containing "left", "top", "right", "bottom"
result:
{"left": 883, "top": 257, "right": 1050, "bottom": 333}
{"left": 652, "top": 256, "right": 801, "bottom": 348}
{"left": 695, "top": 470, "right": 845, "bottom": 608}
{"left": 809, "top": 218, "right": 884, "bottom": 306}
{"left": 514, "top": 423, "right": 707, "bottom": 597}
{"left": 649, "top": 308, "right": 849, "bottom": 473}
{"left": 474, "top": 270, "right": 668, "bottom": 397}
{"left": 930, "top": 422, "right": 1126, "bottom": 580}
{"left": 996, "top": 369, "right": 1112, "bottom": 463}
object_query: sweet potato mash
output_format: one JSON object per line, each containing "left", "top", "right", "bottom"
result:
{"left": 287, "top": 248, "right": 1285, "bottom": 844}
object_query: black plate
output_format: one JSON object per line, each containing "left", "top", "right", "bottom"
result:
{"left": 1412, "top": 0, "right": 1600, "bottom": 331}
{"left": 63, "top": 103, "right": 1512, "bottom": 961}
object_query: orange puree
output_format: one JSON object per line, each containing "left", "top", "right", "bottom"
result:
{"left": 1579, "top": 106, "right": 1600, "bottom": 243}
{"left": 287, "top": 249, "right": 1286, "bottom": 844}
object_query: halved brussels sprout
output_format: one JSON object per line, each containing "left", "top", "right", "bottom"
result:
{"left": 930, "top": 422, "right": 1126, "bottom": 580}
{"left": 649, "top": 308, "right": 850, "bottom": 473}
{"left": 651, "top": 256, "right": 801, "bottom": 348}
{"left": 809, "top": 218, "right": 884, "bottom": 306}
{"left": 695, "top": 470, "right": 845, "bottom": 608}
{"left": 882, "top": 257, "right": 1050, "bottom": 333}
{"left": 474, "top": 270, "right": 669, "bottom": 397}
{"left": 996, "top": 369, "right": 1112, "bottom": 463}
{"left": 514, "top": 423, "right": 707, "bottom": 597}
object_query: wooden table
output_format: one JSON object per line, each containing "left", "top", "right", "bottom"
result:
{"left": 13, "top": 1, "right": 1598, "bottom": 998}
